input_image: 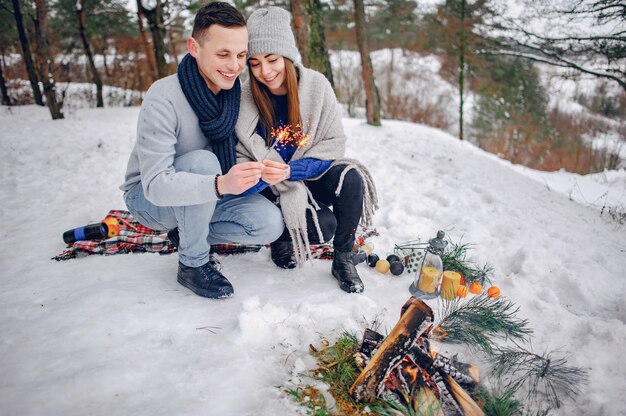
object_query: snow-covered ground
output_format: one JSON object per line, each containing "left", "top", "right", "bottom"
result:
{"left": 1, "top": 105, "right": 625, "bottom": 415}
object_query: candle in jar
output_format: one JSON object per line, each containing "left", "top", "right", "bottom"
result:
{"left": 418, "top": 266, "right": 439, "bottom": 293}
{"left": 440, "top": 271, "right": 462, "bottom": 300}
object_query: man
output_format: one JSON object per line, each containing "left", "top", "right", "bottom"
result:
{"left": 120, "top": 2, "right": 284, "bottom": 299}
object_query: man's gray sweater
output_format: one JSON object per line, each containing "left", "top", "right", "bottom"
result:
{"left": 120, "top": 74, "right": 220, "bottom": 206}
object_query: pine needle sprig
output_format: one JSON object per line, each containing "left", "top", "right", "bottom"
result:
{"left": 369, "top": 394, "right": 444, "bottom": 416}
{"left": 433, "top": 295, "right": 533, "bottom": 353}
{"left": 477, "top": 384, "right": 524, "bottom": 416}
{"left": 441, "top": 241, "right": 494, "bottom": 286}
{"left": 490, "top": 346, "right": 589, "bottom": 409}
{"left": 308, "top": 332, "right": 365, "bottom": 414}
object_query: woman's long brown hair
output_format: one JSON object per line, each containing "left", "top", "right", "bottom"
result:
{"left": 249, "top": 58, "right": 301, "bottom": 147}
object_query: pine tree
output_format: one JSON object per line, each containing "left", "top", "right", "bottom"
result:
{"left": 425, "top": 0, "right": 496, "bottom": 140}
{"left": 472, "top": 55, "right": 552, "bottom": 166}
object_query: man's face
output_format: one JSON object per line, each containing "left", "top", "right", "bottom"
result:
{"left": 188, "top": 24, "right": 248, "bottom": 94}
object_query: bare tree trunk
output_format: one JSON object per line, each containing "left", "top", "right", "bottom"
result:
{"left": 458, "top": 0, "right": 466, "bottom": 141}
{"left": 0, "top": 54, "right": 12, "bottom": 106}
{"left": 136, "top": 0, "right": 158, "bottom": 83}
{"left": 33, "top": 0, "right": 63, "bottom": 119}
{"left": 138, "top": 0, "right": 169, "bottom": 79}
{"left": 168, "top": 29, "right": 179, "bottom": 66}
{"left": 77, "top": 0, "right": 103, "bottom": 107}
{"left": 290, "top": 0, "right": 309, "bottom": 67}
{"left": 102, "top": 46, "right": 110, "bottom": 78}
{"left": 11, "top": 0, "right": 43, "bottom": 106}
{"left": 354, "top": 0, "right": 381, "bottom": 126}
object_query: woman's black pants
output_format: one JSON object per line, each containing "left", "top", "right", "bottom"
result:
{"left": 261, "top": 165, "right": 364, "bottom": 253}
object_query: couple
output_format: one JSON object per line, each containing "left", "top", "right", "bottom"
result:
{"left": 120, "top": 3, "right": 377, "bottom": 299}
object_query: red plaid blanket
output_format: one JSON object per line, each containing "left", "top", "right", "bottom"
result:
{"left": 53, "top": 210, "right": 379, "bottom": 261}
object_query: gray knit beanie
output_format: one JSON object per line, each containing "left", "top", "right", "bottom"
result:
{"left": 247, "top": 7, "right": 301, "bottom": 63}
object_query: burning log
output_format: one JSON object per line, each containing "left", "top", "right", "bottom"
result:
{"left": 433, "top": 353, "right": 480, "bottom": 387}
{"left": 349, "top": 298, "right": 434, "bottom": 402}
{"left": 351, "top": 297, "right": 485, "bottom": 415}
{"left": 430, "top": 371, "right": 464, "bottom": 416}
{"left": 445, "top": 375, "right": 484, "bottom": 416}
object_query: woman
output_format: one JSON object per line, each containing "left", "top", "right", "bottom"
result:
{"left": 235, "top": 7, "right": 377, "bottom": 293}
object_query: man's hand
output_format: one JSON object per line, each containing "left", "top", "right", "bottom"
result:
{"left": 261, "top": 159, "right": 290, "bottom": 185}
{"left": 217, "top": 162, "right": 265, "bottom": 195}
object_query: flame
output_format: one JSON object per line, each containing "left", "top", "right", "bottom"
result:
{"left": 429, "top": 347, "right": 439, "bottom": 359}
{"left": 271, "top": 124, "right": 310, "bottom": 149}
{"left": 383, "top": 372, "right": 397, "bottom": 390}
{"left": 404, "top": 364, "right": 419, "bottom": 384}
{"left": 400, "top": 356, "right": 420, "bottom": 384}
{"left": 433, "top": 326, "right": 448, "bottom": 339}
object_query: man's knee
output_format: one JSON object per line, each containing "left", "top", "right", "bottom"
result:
{"left": 240, "top": 196, "right": 284, "bottom": 243}
{"left": 259, "top": 203, "right": 285, "bottom": 242}
{"left": 174, "top": 150, "right": 221, "bottom": 175}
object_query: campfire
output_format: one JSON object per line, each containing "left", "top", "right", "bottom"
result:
{"left": 349, "top": 297, "right": 484, "bottom": 415}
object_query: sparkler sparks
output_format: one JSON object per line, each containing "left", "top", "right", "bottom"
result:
{"left": 272, "top": 124, "right": 310, "bottom": 149}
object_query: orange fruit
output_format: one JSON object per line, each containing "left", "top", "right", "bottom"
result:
{"left": 457, "top": 285, "right": 469, "bottom": 298}
{"left": 469, "top": 282, "right": 482, "bottom": 294}
{"left": 487, "top": 286, "right": 501, "bottom": 298}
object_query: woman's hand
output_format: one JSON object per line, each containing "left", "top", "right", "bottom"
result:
{"left": 261, "top": 159, "right": 290, "bottom": 185}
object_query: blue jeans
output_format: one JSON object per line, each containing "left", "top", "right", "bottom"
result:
{"left": 124, "top": 150, "right": 284, "bottom": 267}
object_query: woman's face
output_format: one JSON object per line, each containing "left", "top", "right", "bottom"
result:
{"left": 248, "top": 54, "right": 287, "bottom": 95}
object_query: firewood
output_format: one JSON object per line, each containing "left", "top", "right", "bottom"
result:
{"left": 433, "top": 354, "right": 480, "bottom": 386}
{"left": 349, "top": 297, "right": 434, "bottom": 402}
{"left": 431, "top": 371, "right": 464, "bottom": 416}
{"left": 446, "top": 375, "right": 485, "bottom": 416}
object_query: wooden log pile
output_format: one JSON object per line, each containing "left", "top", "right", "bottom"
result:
{"left": 349, "top": 297, "right": 484, "bottom": 416}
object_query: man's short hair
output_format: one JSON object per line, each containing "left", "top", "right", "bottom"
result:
{"left": 192, "top": 2, "right": 246, "bottom": 43}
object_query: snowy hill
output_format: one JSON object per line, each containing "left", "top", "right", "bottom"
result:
{"left": 0, "top": 105, "right": 625, "bottom": 415}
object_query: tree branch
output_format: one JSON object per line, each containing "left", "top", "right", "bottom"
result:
{"left": 479, "top": 49, "right": 626, "bottom": 90}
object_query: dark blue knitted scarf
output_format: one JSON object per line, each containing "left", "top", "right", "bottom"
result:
{"left": 177, "top": 53, "right": 239, "bottom": 174}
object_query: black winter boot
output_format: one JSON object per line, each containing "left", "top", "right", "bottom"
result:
{"left": 177, "top": 261, "right": 234, "bottom": 299}
{"left": 270, "top": 240, "right": 297, "bottom": 269}
{"left": 167, "top": 228, "right": 180, "bottom": 247}
{"left": 168, "top": 228, "right": 221, "bottom": 270}
{"left": 331, "top": 251, "right": 364, "bottom": 293}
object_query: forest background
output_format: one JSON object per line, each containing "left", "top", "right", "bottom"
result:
{"left": 0, "top": 0, "right": 624, "bottom": 174}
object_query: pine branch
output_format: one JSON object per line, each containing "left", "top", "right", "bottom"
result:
{"left": 433, "top": 295, "right": 533, "bottom": 353}
{"left": 490, "top": 346, "right": 589, "bottom": 409}
{"left": 441, "top": 241, "right": 494, "bottom": 286}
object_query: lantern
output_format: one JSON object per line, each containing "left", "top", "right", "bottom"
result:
{"left": 409, "top": 230, "right": 448, "bottom": 299}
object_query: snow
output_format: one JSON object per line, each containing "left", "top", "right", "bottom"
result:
{"left": 1, "top": 104, "right": 625, "bottom": 415}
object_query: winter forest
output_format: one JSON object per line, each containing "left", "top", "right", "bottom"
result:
{"left": 1, "top": 0, "right": 624, "bottom": 173}
{"left": 1, "top": 0, "right": 625, "bottom": 416}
